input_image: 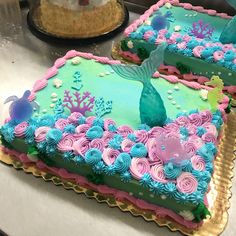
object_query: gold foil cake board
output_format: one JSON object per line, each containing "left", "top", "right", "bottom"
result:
{"left": 1, "top": 112, "right": 236, "bottom": 236}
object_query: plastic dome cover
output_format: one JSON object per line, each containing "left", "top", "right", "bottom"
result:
{"left": 30, "top": 0, "right": 126, "bottom": 38}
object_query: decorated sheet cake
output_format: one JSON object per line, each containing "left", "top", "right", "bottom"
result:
{"left": 0, "top": 46, "right": 231, "bottom": 229}
{"left": 118, "top": 0, "right": 236, "bottom": 95}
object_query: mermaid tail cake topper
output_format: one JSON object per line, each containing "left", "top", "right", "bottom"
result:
{"left": 4, "top": 90, "right": 40, "bottom": 123}
{"left": 220, "top": 0, "right": 236, "bottom": 44}
{"left": 111, "top": 44, "right": 167, "bottom": 127}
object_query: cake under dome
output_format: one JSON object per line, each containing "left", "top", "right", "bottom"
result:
{"left": 28, "top": 0, "right": 127, "bottom": 39}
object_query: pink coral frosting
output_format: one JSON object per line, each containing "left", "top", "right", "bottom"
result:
{"left": 130, "top": 158, "right": 150, "bottom": 180}
{"left": 176, "top": 172, "right": 198, "bottom": 194}
{"left": 35, "top": 126, "right": 51, "bottom": 143}
{"left": 14, "top": 122, "right": 29, "bottom": 138}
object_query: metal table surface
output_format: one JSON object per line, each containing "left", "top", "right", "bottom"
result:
{"left": 0, "top": 1, "right": 235, "bottom": 236}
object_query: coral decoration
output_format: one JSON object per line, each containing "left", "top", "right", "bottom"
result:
{"left": 189, "top": 20, "right": 214, "bottom": 39}
{"left": 63, "top": 90, "right": 95, "bottom": 115}
{"left": 94, "top": 97, "right": 113, "bottom": 118}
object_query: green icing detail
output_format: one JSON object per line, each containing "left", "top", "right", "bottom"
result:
{"left": 120, "top": 39, "right": 129, "bottom": 51}
{"left": 27, "top": 146, "right": 39, "bottom": 157}
{"left": 87, "top": 173, "right": 104, "bottom": 185}
{"left": 137, "top": 47, "right": 150, "bottom": 61}
{"left": 176, "top": 62, "right": 191, "bottom": 75}
{"left": 192, "top": 203, "right": 211, "bottom": 223}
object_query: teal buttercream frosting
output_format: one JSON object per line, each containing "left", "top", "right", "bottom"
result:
{"left": 120, "top": 171, "right": 132, "bottom": 183}
{"left": 46, "top": 129, "right": 63, "bottom": 145}
{"left": 181, "top": 160, "right": 193, "bottom": 172}
{"left": 189, "top": 191, "right": 203, "bottom": 204}
{"left": 114, "top": 153, "right": 131, "bottom": 173}
{"left": 174, "top": 192, "right": 190, "bottom": 204}
{"left": 197, "top": 145, "right": 214, "bottom": 162}
{"left": 149, "top": 181, "right": 165, "bottom": 195}
{"left": 127, "top": 134, "right": 136, "bottom": 142}
{"left": 85, "top": 148, "right": 102, "bottom": 165}
{"left": 205, "top": 163, "right": 214, "bottom": 174}
{"left": 163, "top": 182, "right": 177, "bottom": 197}
{"left": 46, "top": 145, "right": 56, "bottom": 156}
{"left": 105, "top": 165, "right": 116, "bottom": 176}
{"left": 108, "top": 124, "right": 117, "bottom": 132}
{"left": 78, "top": 116, "right": 86, "bottom": 124}
{"left": 1, "top": 124, "right": 15, "bottom": 143}
{"left": 140, "top": 173, "right": 152, "bottom": 188}
{"left": 192, "top": 170, "right": 205, "bottom": 182}
{"left": 64, "top": 124, "right": 76, "bottom": 133}
{"left": 108, "top": 134, "right": 123, "bottom": 150}
{"left": 93, "top": 161, "right": 105, "bottom": 174}
{"left": 205, "top": 142, "right": 217, "bottom": 155}
{"left": 197, "top": 127, "right": 207, "bottom": 137}
{"left": 197, "top": 181, "right": 208, "bottom": 194}
{"left": 73, "top": 155, "right": 85, "bottom": 165}
{"left": 86, "top": 126, "right": 103, "bottom": 140}
{"left": 163, "top": 162, "right": 181, "bottom": 179}
{"left": 63, "top": 151, "right": 73, "bottom": 161}
{"left": 39, "top": 115, "right": 55, "bottom": 127}
{"left": 92, "top": 118, "right": 104, "bottom": 128}
{"left": 138, "top": 124, "right": 151, "bottom": 131}
{"left": 130, "top": 143, "right": 148, "bottom": 157}
{"left": 37, "top": 141, "right": 47, "bottom": 152}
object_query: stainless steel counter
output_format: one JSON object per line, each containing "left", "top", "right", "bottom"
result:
{"left": 0, "top": 1, "right": 235, "bottom": 236}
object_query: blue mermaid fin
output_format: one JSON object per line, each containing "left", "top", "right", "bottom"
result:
{"left": 111, "top": 44, "right": 167, "bottom": 127}
{"left": 220, "top": 0, "right": 236, "bottom": 44}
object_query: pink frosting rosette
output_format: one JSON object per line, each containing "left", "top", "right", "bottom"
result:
{"left": 202, "top": 133, "right": 217, "bottom": 144}
{"left": 166, "top": 131, "right": 180, "bottom": 139}
{"left": 202, "top": 122, "right": 218, "bottom": 137}
{"left": 130, "top": 158, "right": 150, "bottom": 180}
{"left": 164, "top": 123, "right": 180, "bottom": 133}
{"left": 183, "top": 35, "right": 192, "bottom": 42}
{"left": 186, "top": 124, "right": 197, "bottom": 135}
{"left": 68, "top": 112, "right": 83, "bottom": 124}
{"left": 90, "top": 138, "right": 105, "bottom": 152}
{"left": 121, "top": 139, "right": 134, "bottom": 153}
{"left": 183, "top": 142, "right": 197, "bottom": 157}
{"left": 134, "top": 130, "right": 149, "bottom": 144}
{"left": 14, "top": 122, "right": 29, "bottom": 138}
{"left": 150, "top": 164, "right": 168, "bottom": 183}
{"left": 143, "top": 30, "right": 154, "bottom": 40}
{"left": 189, "top": 113, "right": 202, "bottom": 126}
{"left": 155, "top": 35, "right": 166, "bottom": 45}
{"left": 75, "top": 124, "right": 90, "bottom": 137}
{"left": 57, "top": 134, "right": 76, "bottom": 152}
{"left": 73, "top": 137, "right": 90, "bottom": 156}
{"left": 148, "top": 126, "right": 166, "bottom": 138}
{"left": 175, "top": 116, "right": 190, "bottom": 127}
{"left": 176, "top": 172, "right": 198, "bottom": 194}
{"left": 188, "top": 135, "right": 204, "bottom": 149}
{"left": 200, "top": 111, "right": 213, "bottom": 123}
{"left": 35, "top": 126, "right": 51, "bottom": 143}
{"left": 177, "top": 42, "right": 187, "bottom": 50}
{"left": 102, "top": 148, "right": 120, "bottom": 166}
{"left": 55, "top": 118, "right": 69, "bottom": 130}
{"left": 193, "top": 46, "right": 205, "bottom": 58}
{"left": 191, "top": 155, "right": 206, "bottom": 171}
{"left": 86, "top": 116, "right": 96, "bottom": 126}
{"left": 117, "top": 125, "right": 133, "bottom": 138}
{"left": 102, "top": 131, "right": 115, "bottom": 146}
{"left": 146, "top": 139, "right": 163, "bottom": 164}
{"left": 213, "top": 51, "right": 224, "bottom": 61}
{"left": 104, "top": 118, "right": 116, "bottom": 131}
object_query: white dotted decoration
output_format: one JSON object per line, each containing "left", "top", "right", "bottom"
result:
{"left": 71, "top": 56, "right": 81, "bottom": 65}
{"left": 228, "top": 72, "right": 232, "bottom": 76}
{"left": 189, "top": 14, "right": 192, "bottom": 17}
{"left": 182, "top": 109, "right": 187, "bottom": 113}
{"left": 110, "top": 70, "right": 114, "bottom": 74}
{"left": 42, "top": 109, "right": 47, "bottom": 114}
{"left": 34, "top": 114, "right": 39, "bottom": 117}
{"left": 174, "top": 25, "right": 181, "bottom": 32}
{"left": 139, "top": 192, "right": 144, "bottom": 196}
{"left": 167, "top": 90, "right": 173, "bottom": 94}
{"left": 150, "top": 194, "right": 154, "bottom": 198}
{"left": 172, "top": 101, "right": 176, "bottom": 105}
{"left": 53, "top": 78, "right": 63, "bottom": 88}
{"left": 176, "top": 105, "right": 181, "bottom": 109}
{"left": 193, "top": 13, "right": 198, "bottom": 17}
{"left": 127, "top": 41, "right": 134, "bottom": 49}
{"left": 161, "top": 195, "right": 167, "bottom": 200}
{"left": 105, "top": 71, "right": 110, "bottom": 75}
{"left": 50, "top": 104, "right": 55, "bottom": 108}
{"left": 185, "top": 14, "right": 188, "bottom": 17}
{"left": 144, "top": 20, "right": 151, "bottom": 25}
{"left": 211, "top": 71, "right": 214, "bottom": 74}
{"left": 165, "top": 2, "right": 172, "bottom": 9}
{"left": 174, "top": 85, "right": 179, "bottom": 91}
{"left": 129, "top": 192, "right": 133, "bottom": 196}
{"left": 52, "top": 98, "right": 58, "bottom": 103}
{"left": 99, "top": 72, "right": 105, "bottom": 77}
{"left": 168, "top": 95, "right": 173, "bottom": 100}
{"left": 51, "top": 92, "right": 57, "bottom": 98}
{"left": 218, "top": 72, "right": 222, "bottom": 75}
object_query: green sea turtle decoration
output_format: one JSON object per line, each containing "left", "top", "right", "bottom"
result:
{"left": 4, "top": 90, "right": 40, "bottom": 123}
{"left": 111, "top": 44, "right": 167, "bottom": 127}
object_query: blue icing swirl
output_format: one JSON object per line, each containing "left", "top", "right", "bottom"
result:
{"left": 167, "top": 44, "right": 178, "bottom": 52}
{"left": 205, "top": 56, "right": 214, "bottom": 63}
{"left": 202, "top": 171, "right": 211, "bottom": 183}
{"left": 174, "top": 192, "right": 190, "bottom": 204}
{"left": 148, "top": 36, "right": 156, "bottom": 44}
{"left": 197, "top": 181, "right": 208, "bottom": 194}
{"left": 73, "top": 155, "right": 85, "bottom": 165}
{"left": 180, "top": 127, "right": 189, "bottom": 138}
{"left": 85, "top": 148, "right": 102, "bottom": 165}
{"left": 138, "top": 124, "right": 151, "bottom": 131}
{"left": 78, "top": 116, "right": 86, "bottom": 125}
{"left": 140, "top": 173, "right": 152, "bottom": 188}
{"left": 92, "top": 161, "right": 105, "bottom": 174}
{"left": 105, "top": 165, "right": 116, "bottom": 176}
{"left": 39, "top": 115, "right": 55, "bottom": 127}
{"left": 163, "top": 182, "right": 177, "bottom": 197}
{"left": 205, "top": 163, "right": 214, "bottom": 174}
{"left": 187, "top": 39, "right": 200, "bottom": 49}
{"left": 176, "top": 37, "right": 182, "bottom": 43}
{"left": 181, "top": 160, "right": 193, "bottom": 172}
{"left": 205, "top": 142, "right": 217, "bottom": 155}
{"left": 224, "top": 50, "right": 235, "bottom": 61}
{"left": 46, "top": 145, "right": 56, "bottom": 156}
{"left": 149, "top": 181, "right": 165, "bottom": 195}
{"left": 37, "top": 141, "right": 47, "bottom": 152}
{"left": 164, "top": 118, "right": 174, "bottom": 125}
{"left": 1, "top": 124, "right": 15, "bottom": 143}
{"left": 127, "top": 133, "right": 136, "bottom": 142}
{"left": 163, "top": 163, "right": 181, "bottom": 179}
{"left": 25, "top": 125, "right": 36, "bottom": 140}
{"left": 189, "top": 109, "right": 199, "bottom": 114}
{"left": 176, "top": 112, "right": 187, "bottom": 118}
{"left": 197, "top": 145, "right": 214, "bottom": 162}
{"left": 197, "top": 126, "right": 207, "bottom": 137}
{"left": 64, "top": 124, "right": 76, "bottom": 133}
{"left": 46, "top": 129, "right": 63, "bottom": 145}
{"left": 189, "top": 191, "right": 203, "bottom": 204}
{"left": 108, "top": 124, "right": 117, "bottom": 132}
{"left": 120, "top": 171, "right": 132, "bottom": 183}
{"left": 63, "top": 151, "right": 73, "bottom": 161}
{"left": 114, "top": 153, "right": 131, "bottom": 173}
{"left": 86, "top": 126, "right": 103, "bottom": 140}
{"left": 108, "top": 134, "right": 123, "bottom": 150}
{"left": 130, "top": 143, "right": 148, "bottom": 157}
{"left": 92, "top": 118, "right": 104, "bottom": 128}
{"left": 183, "top": 48, "right": 193, "bottom": 57}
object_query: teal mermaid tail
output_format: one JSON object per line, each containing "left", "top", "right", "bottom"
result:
{"left": 111, "top": 44, "right": 167, "bottom": 127}
{"left": 220, "top": 0, "right": 236, "bottom": 44}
